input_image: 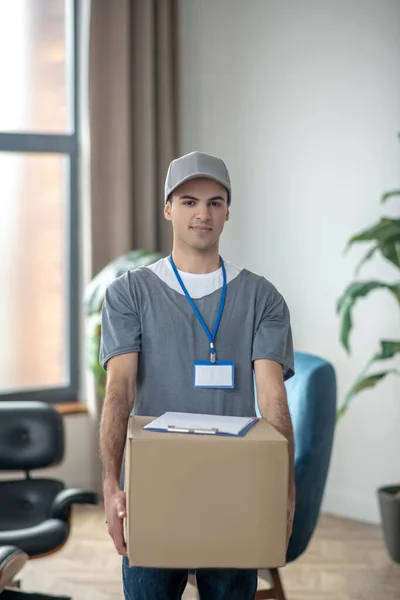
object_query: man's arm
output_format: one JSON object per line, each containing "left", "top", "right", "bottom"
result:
{"left": 100, "top": 352, "right": 138, "bottom": 555}
{"left": 253, "top": 358, "right": 296, "bottom": 545}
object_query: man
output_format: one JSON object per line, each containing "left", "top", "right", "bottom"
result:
{"left": 99, "top": 151, "right": 296, "bottom": 600}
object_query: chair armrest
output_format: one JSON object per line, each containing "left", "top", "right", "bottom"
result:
{"left": 0, "top": 546, "right": 28, "bottom": 592}
{"left": 51, "top": 488, "right": 100, "bottom": 521}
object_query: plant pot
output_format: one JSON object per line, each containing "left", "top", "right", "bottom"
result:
{"left": 377, "top": 484, "right": 400, "bottom": 564}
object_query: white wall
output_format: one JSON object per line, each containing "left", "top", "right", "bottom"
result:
{"left": 178, "top": 0, "right": 400, "bottom": 524}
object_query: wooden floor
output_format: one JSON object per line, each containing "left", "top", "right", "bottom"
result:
{"left": 17, "top": 505, "right": 400, "bottom": 600}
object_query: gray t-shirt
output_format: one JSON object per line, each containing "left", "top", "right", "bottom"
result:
{"left": 99, "top": 260, "right": 294, "bottom": 419}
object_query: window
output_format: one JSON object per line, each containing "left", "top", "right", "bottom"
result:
{"left": 0, "top": 0, "right": 79, "bottom": 402}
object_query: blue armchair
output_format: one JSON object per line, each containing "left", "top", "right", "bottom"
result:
{"left": 255, "top": 351, "right": 337, "bottom": 599}
{"left": 188, "top": 351, "right": 337, "bottom": 599}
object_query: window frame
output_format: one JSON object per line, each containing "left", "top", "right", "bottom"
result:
{"left": 0, "top": 0, "right": 80, "bottom": 403}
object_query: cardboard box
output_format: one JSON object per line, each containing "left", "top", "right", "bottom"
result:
{"left": 125, "top": 416, "right": 289, "bottom": 569}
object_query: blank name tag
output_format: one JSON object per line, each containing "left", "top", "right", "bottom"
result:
{"left": 194, "top": 361, "right": 235, "bottom": 389}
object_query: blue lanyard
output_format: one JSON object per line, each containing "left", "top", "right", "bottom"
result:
{"left": 169, "top": 254, "right": 227, "bottom": 363}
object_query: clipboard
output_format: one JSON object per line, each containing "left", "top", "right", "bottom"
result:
{"left": 143, "top": 412, "right": 258, "bottom": 437}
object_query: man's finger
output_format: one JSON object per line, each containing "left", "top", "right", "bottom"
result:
{"left": 117, "top": 493, "right": 127, "bottom": 518}
{"left": 115, "top": 542, "right": 128, "bottom": 556}
{"left": 109, "top": 522, "right": 127, "bottom": 556}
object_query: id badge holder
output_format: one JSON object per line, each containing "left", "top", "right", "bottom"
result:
{"left": 194, "top": 361, "right": 235, "bottom": 389}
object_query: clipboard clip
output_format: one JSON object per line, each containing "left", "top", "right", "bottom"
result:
{"left": 167, "top": 425, "right": 218, "bottom": 435}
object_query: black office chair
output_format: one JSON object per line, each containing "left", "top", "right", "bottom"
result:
{"left": 0, "top": 401, "right": 99, "bottom": 598}
{"left": 0, "top": 546, "right": 27, "bottom": 595}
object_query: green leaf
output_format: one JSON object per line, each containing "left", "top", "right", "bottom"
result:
{"left": 354, "top": 245, "right": 379, "bottom": 276}
{"left": 345, "top": 218, "right": 400, "bottom": 249}
{"left": 96, "top": 382, "right": 106, "bottom": 398}
{"left": 338, "top": 299, "right": 353, "bottom": 353}
{"left": 372, "top": 340, "right": 400, "bottom": 361}
{"left": 381, "top": 190, "right": 400, "bottom": 204}
{"left": 344, "top": 218, "right": 400, "bottom": 271}
{"left": 336, "top": 281, "right": 400, "bottom": 352}
{"left": 390, "top": 282, "right": 400, "bottom": 304}
{"left": 90, "top": 360, "right": 106, "bottom": 378}
{"left": 84, "top": 312, "right": 107, "bottom": 398}
{"left": 353, "top": 370, "right": 399, "bottom": 392}
{"left": 337, "top": 368, "right": 400, "bottom": 420}
{"left": 380, "top": 240, "right": 400, "bottom": 269}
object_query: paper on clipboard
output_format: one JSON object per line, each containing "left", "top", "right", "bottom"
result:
{"left": 143, "top": 411, "right": 257, "bottom": 436}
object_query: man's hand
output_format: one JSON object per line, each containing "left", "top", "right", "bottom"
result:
{"left": 286, "top": 485, "right": 296, "bottom": 549}
{"left": 253, "top": 359, "right": 296, "bottom": 553}
{"left": 100, "top": 353, "right": 138, "bottom": 557}
{"left": 105, "top": 489, "right": 127, "bottom": 556}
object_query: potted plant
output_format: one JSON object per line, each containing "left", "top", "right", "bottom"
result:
{"left": 83, "top": 249, "right": 165, "bottom": 401}
{"left": 336, "top": 139, "right": 400, "bottom": 563}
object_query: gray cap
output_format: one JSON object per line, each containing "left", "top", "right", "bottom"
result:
{"left": 164, "top": 151, "right": 231, "bottom": 205}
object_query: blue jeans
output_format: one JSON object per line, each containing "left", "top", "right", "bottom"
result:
{"left": 122, "top": 558, "right": 258, "bottom": 599}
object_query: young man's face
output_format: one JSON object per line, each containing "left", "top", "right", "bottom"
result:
{"left": 164, "top": 178, "right": 230, "bottom": 252}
